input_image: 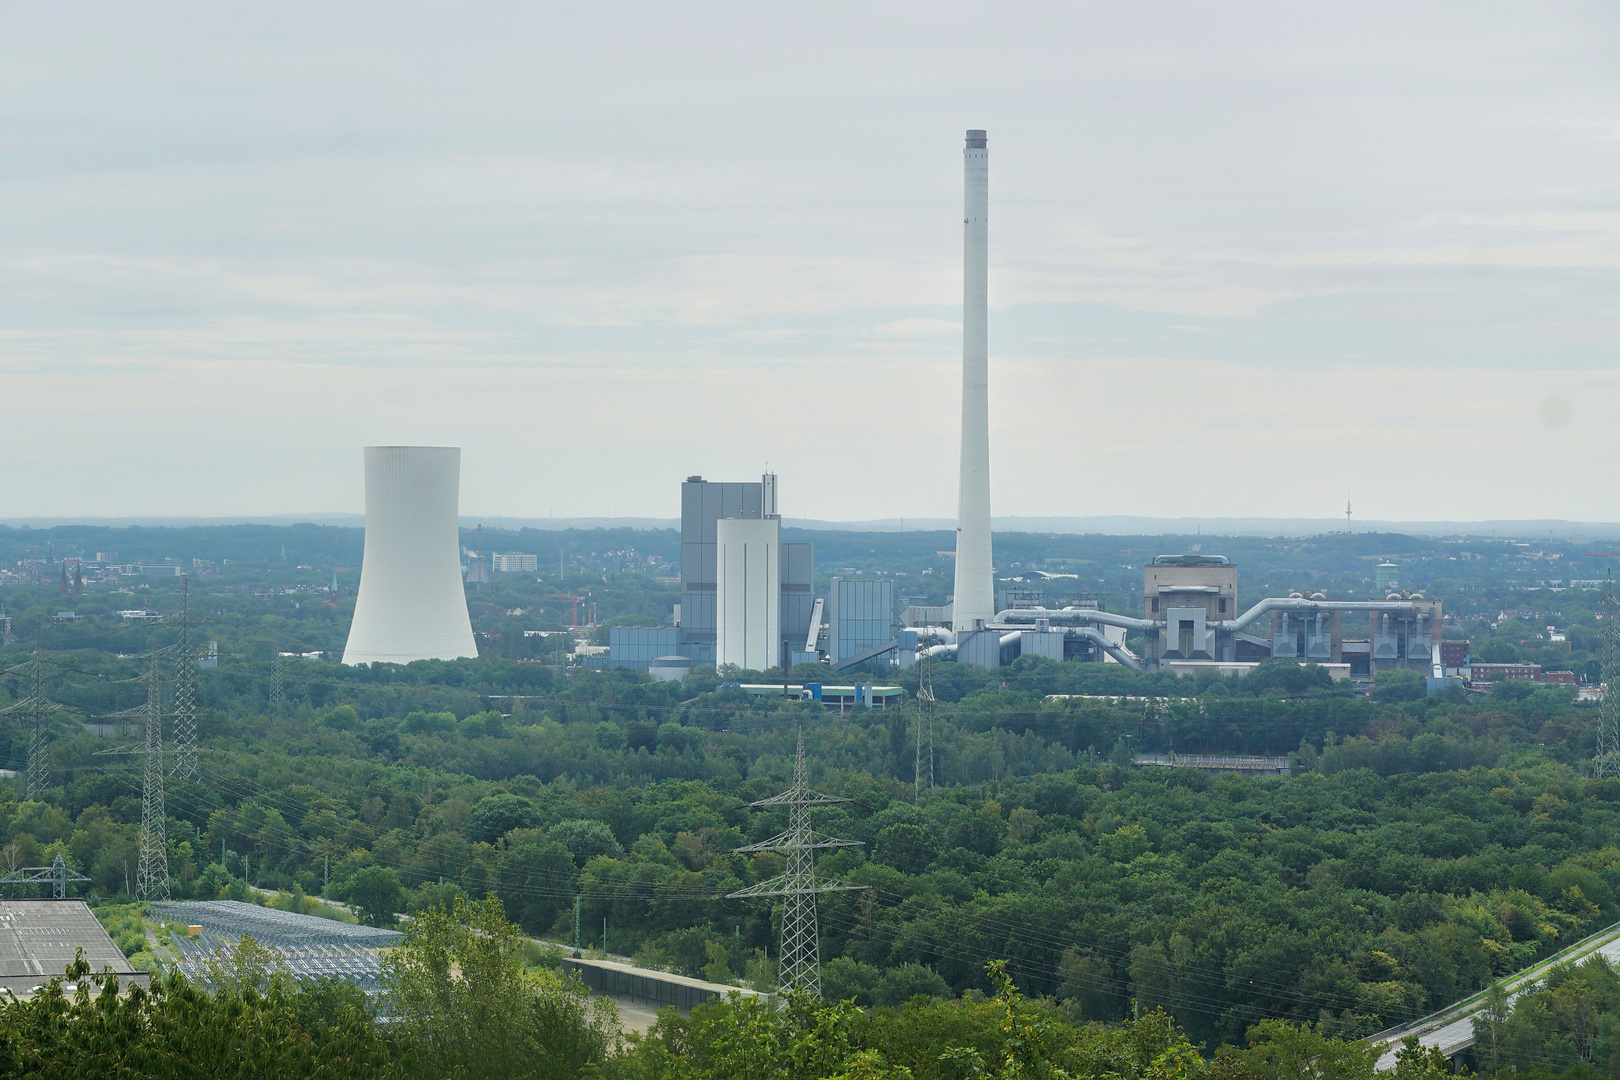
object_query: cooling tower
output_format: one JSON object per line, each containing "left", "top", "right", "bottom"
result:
{"left": 342, "top": 446, "right": 478, "bottom": 665}
{"left": 952, "top": 128, "right": 994, "bottom": 631}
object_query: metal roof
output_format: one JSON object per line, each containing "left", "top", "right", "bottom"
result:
{"left": 0, "top": 900, "right": 146, "bottom": 996}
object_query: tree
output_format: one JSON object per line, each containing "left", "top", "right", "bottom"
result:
{"left": 467, "top": 793, "right": 544, "bottom": 842}
{"left": 1209, "top": 1018, "right": 1380, "bottom": 1079}
{"left": 346, "top": 866, "right": 403, "bottom": 928}
{"left": 0, "top": 951, "right": 395, "bottom": 1079}
{"left": 382, "top": 895, "right": 618, "bottom": 1080}
{"left": 1373, "top": 669, "right": 1425, "bottom": 703}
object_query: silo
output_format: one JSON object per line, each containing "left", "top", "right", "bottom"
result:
{"left": 715, "top": 517, "right": 781, "bottom": 670}
{"left": 342, "top": 446, "right": 478, "bottom": 665}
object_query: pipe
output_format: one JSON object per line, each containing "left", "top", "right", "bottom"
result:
{"left": 1210, "top": 597, "right": 1418, "bottom": 634}
{"left": 992, "top": 607, "right": 1158, "bottom": 632}
{"left": 1067, "top": 627, "right": 1143, "bottom": 671}
{"left": 903, "top": 626, "right": 956, "bottom": 646}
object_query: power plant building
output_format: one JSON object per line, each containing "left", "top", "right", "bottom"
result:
{"left": 715, "top": 517, "right": 782, "bottom": 670}
{"left": 679, "top": 474, "right": 814, "bottom": 668}
{"left": 342, "top": 446, "right": 478, "bottom": 666}
{"left": 828, "top": 578, "right": 894, "bottom": 668}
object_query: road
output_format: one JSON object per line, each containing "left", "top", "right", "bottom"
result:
{"left": 1370, "top": 919, "right": 1620, "bottom": 1069}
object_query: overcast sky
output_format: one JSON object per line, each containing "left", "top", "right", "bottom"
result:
{"left": 3, "top": 3, "right": 1618, "bottom": 523}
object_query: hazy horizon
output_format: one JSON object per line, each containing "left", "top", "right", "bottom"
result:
{"left": 4, "top": 3, "right": 1617, "bottom": 522}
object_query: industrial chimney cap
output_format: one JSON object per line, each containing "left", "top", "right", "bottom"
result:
{"left": 965, "top": 129, "right": 987, "bottom": 148}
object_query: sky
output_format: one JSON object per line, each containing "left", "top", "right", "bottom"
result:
{"left": 3, "top": 2, "right": 1619, "bottom": 523}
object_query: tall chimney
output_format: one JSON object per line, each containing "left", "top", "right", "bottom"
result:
{"left": 953, "top": 129, "right": 993, "bottom": 631}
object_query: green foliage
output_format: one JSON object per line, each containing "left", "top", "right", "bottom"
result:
{"left": 1373, "top": 669, "right": 1425, "bottom": 703}
{"left": 381, "top": 895, "right": 618, "bottom": 1080}
{"left": 0, "top": 951, "right": 396, "bottom": 1078}
{"left": 467, "top": 793, "right": 544, "bottom": 842}
{"left": 344, "top": 866, "right": 403, "bottom": 928}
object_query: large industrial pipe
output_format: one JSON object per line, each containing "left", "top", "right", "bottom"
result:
{"left": 952, "top": 128, "right": 994, "bottom": 631}
{"left": 1210, "top": 597, "right": 1419, "bottom": 633}
{"left": 992, "top": 608, "right": 1158, "bottom": 632}
{"left": 1067, "top": 627, "right": 1144, "bottom": 671}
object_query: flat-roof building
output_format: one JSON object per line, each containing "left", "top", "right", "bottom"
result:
{"left": 0, "top": 900, "right": 148, "bottom": 996}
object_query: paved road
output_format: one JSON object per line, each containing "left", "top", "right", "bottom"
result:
{"left": 1371, "top": 921, "right": 1620, "bottom": 1070}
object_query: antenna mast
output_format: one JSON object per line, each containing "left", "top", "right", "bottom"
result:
{"left": 728, "top": 729, "right": 867, "bottom": 996}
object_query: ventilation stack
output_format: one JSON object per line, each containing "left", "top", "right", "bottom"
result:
{"left": 952, "top": 128, "right": 994, "bottom": 631}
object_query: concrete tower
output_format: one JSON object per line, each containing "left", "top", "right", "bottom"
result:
{"left": 715, "top": 516, "right": 782, "bottom": 670}
{"left": 953, "top": 128, "right": 994, "bottom": 631}
{"left": 342, "top": 446, "right": 478, "bottom": 665}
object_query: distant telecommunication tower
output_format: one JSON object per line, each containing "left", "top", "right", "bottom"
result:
{"left": 1597, "top": 570, "right": 1620, "bottom": 779}
{"left": 914, "top": 650, "right": 935, "bottom": 800}
{"left": 135, "top": 646, "right": 170, "bottom": 902}
{"left": 728, "top": 729, "right": 867, "bottom": 997}
{"left": 169, "top": 579, "right": 199, "bottom": 781}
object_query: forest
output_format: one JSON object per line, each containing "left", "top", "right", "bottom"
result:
{"left": 0, "top": 645, "right": 1613, "bottom": 1077}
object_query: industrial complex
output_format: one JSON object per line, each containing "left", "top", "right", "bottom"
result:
{"left": 320, "top": 130, "right": 1456, "bottom": 698}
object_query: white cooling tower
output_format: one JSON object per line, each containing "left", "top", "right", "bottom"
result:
{"left": 342, "top": 446, "right": 478, "bottom": 665}
{"left": 953, "top": 128, "right": 994, "bottom": 631}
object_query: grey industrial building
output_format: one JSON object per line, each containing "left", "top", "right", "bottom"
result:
{"left": 678, "top": 474, "right": 814, "bottom": 668}
{"left": 828, "top": 577, "right": 894, "bottom": 669}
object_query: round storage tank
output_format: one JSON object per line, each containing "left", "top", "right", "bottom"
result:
{"left": 649, "top": 655, "right": 693, "bottom": 683}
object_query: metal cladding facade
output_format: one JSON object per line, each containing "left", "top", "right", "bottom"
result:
{"left": 828, "top": 577, "right": 894, "bottom": 666}
{"left": 342, "top": 446, "right": 477, "bottom": 665}
{"left": 715, "top": 517, "right": 781, "bottom": 670}
{"left": 953, "top": 128, "right": 994, "bottom": 631}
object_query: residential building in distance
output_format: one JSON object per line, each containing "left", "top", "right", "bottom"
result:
{"left": 491, "top": 552, "right": 537, "bottom": 573}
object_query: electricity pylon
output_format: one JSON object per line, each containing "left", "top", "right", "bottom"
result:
{"left": 135, "top": 646, "right": 170, "bottom": 902}
{"left": 269, "top": 647, "right": 284, "bottom": 712}
{"left": 0, "top": 656, "right": 59, "bottom": 800}
{"left": 914, "top": 648, "right": 935, "bottom": 800}
{"left": 1597, "top": 570, "right": 1620, "bottom": 779}
{"left": 728, "top": 729, "right": 866, "bottom": 997}
{"left": 169, "top": 579, "right": 199, "bottom": 780}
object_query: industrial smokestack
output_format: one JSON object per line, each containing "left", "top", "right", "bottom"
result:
{"left": 342, "top": 446, "right": 478, "bottom": 665}
{"left": 953, "top": 129, "right": 993, "bottom": 631}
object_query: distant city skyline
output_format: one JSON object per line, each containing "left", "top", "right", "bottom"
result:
{"left": 3, "top": 4, "right": 1617, "bottom": 521}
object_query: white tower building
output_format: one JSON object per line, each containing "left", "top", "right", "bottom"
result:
{"left": 953, "top": 128, "right": 994, "bottom": 631}
{"left": 342, "top": 446, "right": 478, "bottom": 665}
{"left": 715, "top": 516, "right": 782, "bottom": 670}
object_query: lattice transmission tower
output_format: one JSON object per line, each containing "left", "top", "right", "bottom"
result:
{"left": 1598, "top": 570, "right": 1620, "bottom": 779}
{"left": 728, "top": 729, "right": 867, "bottom": 997}
{"left": 1, "top": 655, "right": 59, "bottom": 800}
{"left": 135, "top": 646, "right": 170, "bottom": 902}
{"left": 914, "top": 648, "right": 935, "bottom": 800}
{"left": 169, "top": 579, "right": 199, "bottom": 781}
{"left": 269, "top": 646, "right": 284, "bottom": 713}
